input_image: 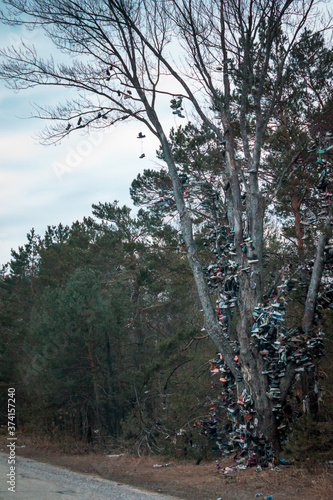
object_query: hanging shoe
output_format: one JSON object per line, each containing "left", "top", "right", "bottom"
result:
{"left": 139, "top": 153, "right": 145, "bottom": 159}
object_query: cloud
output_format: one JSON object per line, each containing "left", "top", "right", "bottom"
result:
{"left": 0, "top": 115, "right": 165, "bottom": 266}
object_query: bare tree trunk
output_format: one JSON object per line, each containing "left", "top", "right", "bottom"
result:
{"left": 290, "top": 182, "right": 308, "bottom": 301}
{"left": 86, "top": 338, "right": 102, "bottom": 436}
{"left": 303, "top": 233, "right": 327, "bottom": 333}
{"left": 302, "top": 232, "right": 327, "bottom": 417}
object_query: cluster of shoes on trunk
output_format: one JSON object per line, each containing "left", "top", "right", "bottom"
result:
{"left": 170, "top": 96, "right": 185, "bottom": 118}
{"left": 166, "top": 139, "right": 331, "bottom": 462}
{"left": 199, "top": 363, "right": 277, "bottom": 468}
{"left": 250, "top": 282, "right": 324, "bottom": 418}
{"left": 203, "top": 255, "right": 326, "bottom": 462}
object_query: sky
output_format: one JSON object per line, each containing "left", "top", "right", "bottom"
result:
{"left": 0, "top": 8, "right": 180, "bottom": 268}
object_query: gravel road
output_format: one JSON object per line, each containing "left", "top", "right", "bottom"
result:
{"left": 0, "top": 452, "right": 181, "bottom": 500}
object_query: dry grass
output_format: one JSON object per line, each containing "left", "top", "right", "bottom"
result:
{"left": 1, "top": 434, "right": 332, "bottom": 500}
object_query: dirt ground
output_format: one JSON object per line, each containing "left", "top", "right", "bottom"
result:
{"left": 1, "top": 436, "right": 332, "bottom": 500}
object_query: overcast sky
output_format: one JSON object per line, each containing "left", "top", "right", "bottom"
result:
{"left": 0, "top": 10, "right": 182, "bottom": 268}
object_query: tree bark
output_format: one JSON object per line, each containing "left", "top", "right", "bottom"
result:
{"left": 302, "top": 232, "right": 327, "bottom": 418}
{"left": 86, "top": 338, "right": 102, "bottom": 436}
{"left": 303, "top": 233, "right": 327, "bottom": 333}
